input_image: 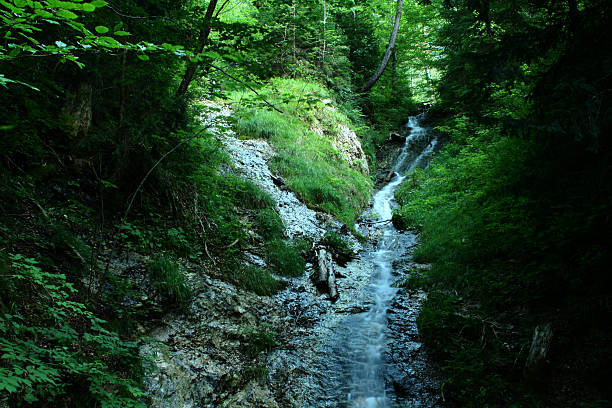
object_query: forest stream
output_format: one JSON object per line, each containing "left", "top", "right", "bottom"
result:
{"left": 139, "top": 114, "right": 441, "bottom": 408}
{"left": 314, "top": 115, "right": 439, "bottom": 408}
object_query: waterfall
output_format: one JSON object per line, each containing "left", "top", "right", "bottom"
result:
{"left": 345, "top": 116, "right": 436, "bottom": 407}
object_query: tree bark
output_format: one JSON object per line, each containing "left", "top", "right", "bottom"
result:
{"left": 357, "top": 0, "right": 404, "bottom": 93}
{"left": 176, "top": 0, "right": 218, "bottom": 96}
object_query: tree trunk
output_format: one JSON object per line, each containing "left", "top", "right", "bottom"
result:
{"left": 357, "top": 0, "right": 404, "bottom": 93}
{"left": 391, "top": 49, "right": 397, "bottom": 95}
{"left": 176, "top": 0, "right": 218, "bottom": 96}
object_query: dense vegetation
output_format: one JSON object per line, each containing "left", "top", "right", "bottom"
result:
{"left": 2, "top": 0, "right": 610, "bottom": 406}
{"left": 395, "top": 0, "right": 612, "bottom": 406}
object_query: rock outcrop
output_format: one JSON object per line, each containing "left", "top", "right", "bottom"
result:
{"left": 331, "top": 124, "right": 370, "bottom": 176}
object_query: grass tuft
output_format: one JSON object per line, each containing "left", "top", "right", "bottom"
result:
{"left": 230, "top": 265, "right": 283, "bottom": 296}
{"left": 147, "top": 255, "right": 192, "bottom": 307}
{"left": 265, "top": 239, "right": 306, "bottom": 277}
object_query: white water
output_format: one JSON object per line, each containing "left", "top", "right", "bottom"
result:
{"left": 346, "top": 116, "right": 437, "bottom": 407}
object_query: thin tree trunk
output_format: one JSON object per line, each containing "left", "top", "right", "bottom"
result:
{"left": 357, "top": 0, "right": 404, "bottom": 93}
{"left": 322, "top": 0, "right": 327, "bottom": 66}
{"left": 391, "top": 49, "right": 397, "bottom": 95}
{"left": 176, "top": 0, "right": 218, "bottom": 96}
{"left": 292, "top": 0, "right": 297, "bottom": 73}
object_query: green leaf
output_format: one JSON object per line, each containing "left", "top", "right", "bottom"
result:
{"left": 56, "top": 9, "right": 78, "bottom": 19}
{"left": 90, "top": 0, "right": 107, "bottom": 7}
{"left": 94, "top": 25, "right": 109, "bottom": 34}
{"left": 113, "top": 30, "right": 130, "bottom": 36}
{"left": 34, "top": 9, "right": 54, "bottom": 18}
{"left": 95, "top": 36, "right": 121, "bottom": 48}
{"left": 137, "top": 54, "right": 149, "bottom": 61}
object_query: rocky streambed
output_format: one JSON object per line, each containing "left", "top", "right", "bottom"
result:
{"left": 140, "top": 108, "right": 442, "bottom": 407}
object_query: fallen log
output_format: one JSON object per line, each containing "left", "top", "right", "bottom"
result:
{"left": 312, "top": 248, "right": 339, "bottom": 302}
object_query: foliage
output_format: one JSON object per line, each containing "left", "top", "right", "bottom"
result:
{"left": 321, "top": 231, "right": 354, "bottom": 266}
{"left": 254, "top": 208, "right": 285, "bottom": 241}
{"left": 242, "top": 324, "right": 278, "bottom": 356}
{"left": 395, "top": 0, "right": 612, "bottom": 402}
{"left": 147, "top": 255, "right": 192, "bottom": 308}
{"left": 0, "top": 254, "right": 144, "bottom": 407}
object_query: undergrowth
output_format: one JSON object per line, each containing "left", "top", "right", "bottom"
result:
{"left": 395, "top": 114, "right": 612, "bottom": 406}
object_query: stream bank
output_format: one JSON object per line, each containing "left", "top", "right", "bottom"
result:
{"left": 140, "top": 110, "right": 441, "bottom": 407}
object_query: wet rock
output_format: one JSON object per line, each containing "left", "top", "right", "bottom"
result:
{"left": 336, "top": 304, "right": 369, "bottom": 314}
{"left": 389, "top": 131, "right": 406, "bottom": 143}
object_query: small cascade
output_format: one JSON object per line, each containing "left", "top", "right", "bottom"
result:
{"left": 341, "top": 116, "right": 437, "bottom": 407}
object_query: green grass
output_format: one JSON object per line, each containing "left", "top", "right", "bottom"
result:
{"left": 147, "top": 255, "right": 192, "bottom": 307}
{"left": 254, "top": 208, "right": 285, "bottom": 241}
{"left": 265, "top": 239, "right": 306, "bottom": 277}
{"left": 229, "top": 78, "right": 373, "bottom": 226}
{"left": 234, "top": 180, "right": 276, "bottom": 209}
{"left": 230, "top": 265, "right": 283, "bottom": 296}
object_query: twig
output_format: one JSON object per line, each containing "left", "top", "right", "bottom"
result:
{"left": 214, "top": 0, "right": 232, "bottom": 18}
{"left": 226, "top": 238, "right": 240, "bottom": 248}
{"left": 106, "top": 1, "right": 177, "bottom": 21}
{"left": 123, "top": 128, "right": 207, "bottom": 220}
{"left": 204, "top": 241, "right": 216, "bottom": 265}
{"left": 361, "top": 219, "right": 393, "bottom": 225}
{"left": 207, "top": 63, "right": 284, "bottom": 114}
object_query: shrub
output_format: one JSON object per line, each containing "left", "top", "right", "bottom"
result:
{"left": 321, "top": 231, "right": 354, "bottom": 266}
{"left": 0, "top": 254, "right": 144, "bottom": 407}
{"left": 242, "top": 324, "right": 279, "bottom": 356}
{"left": 147, "top": 255, "right": 192, "bottom": 307}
